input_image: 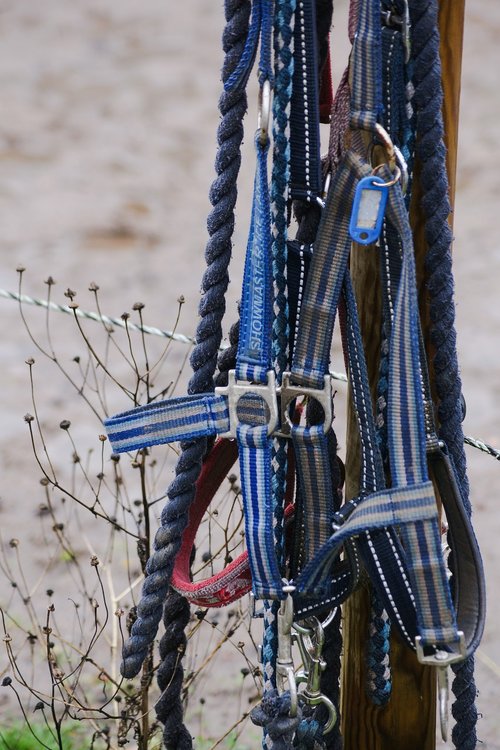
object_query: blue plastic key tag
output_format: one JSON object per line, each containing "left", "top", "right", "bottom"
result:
{"left": 349, "top": 176, "right": 389, "bottom": 245}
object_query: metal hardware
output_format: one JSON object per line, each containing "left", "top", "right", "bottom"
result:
{"left": 415, "top": 631, "right": 466, "bottom": 741}
{"left": 437, "top": 661, "right": 449, "bottom": 741}
{"left": 258, "top": 79, "right": 272, "bottom": 145}
{"left": 316, "top": 172, "right": 332, "bottom": 209}
{"left": 279, "top": 372, "right": 333, "bottom": 437}
{"left": 215, "top": 369, "right": 279, "bottom": 438}
{"left": 380, "top": 1, "right": 411, "bottom": 62}
{"left": 294, "top": 617, "right": 337, "bottom": 734}
{"left": 374, "top": 123, "right": 397, "bottom": 172}
{"left": 276, "top": 586, "right": 298, "bottom": 717}
{"left": 415, "top": 631, "right": 466, "bottom": 667}
{"left": 371, "top": 163, "right": 401, "bottom": 189}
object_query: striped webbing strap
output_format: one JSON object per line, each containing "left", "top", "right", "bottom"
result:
{"left": 289, "top": 0, "right": 322, "bottom": 202}
{"left": 107, "top": 0, "right": 289, "bottom": 601}
{"left": 350, "top": 0, "right": 384, "bottom": 131}
{"left": 294, "top": 163, "right": 463, "bottom": 653}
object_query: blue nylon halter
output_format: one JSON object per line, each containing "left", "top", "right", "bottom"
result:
{"left": 104, "top": 0, "right": 484, "bottom": 666}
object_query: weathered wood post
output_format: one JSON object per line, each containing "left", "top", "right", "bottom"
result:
{"left": 341, "top": 2, "right": 466, "bottom": 748}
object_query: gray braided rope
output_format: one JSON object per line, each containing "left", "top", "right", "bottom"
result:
{"left": 117, "top": 0, "right": 251, "bottom": 718}
{"left": 153, "top": 3, "right": 252, "bottom": 745}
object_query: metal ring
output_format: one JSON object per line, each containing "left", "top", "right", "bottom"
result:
{"left": 372, "top": 163, "right": 402, "bottom": 188}
{"left": 374, "top": 123, "right": 396, "bottom": 169}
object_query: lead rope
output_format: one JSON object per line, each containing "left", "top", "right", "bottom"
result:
{"left": 408, "top": 0, "right": 479, "bottom": 747}
{"left": 118, "top": 3, "right": 251, "bottom": 746}
{"left": 261, "top": 2, "right": 296, "bottom": 747}
{"left": 367, "top": 0, "right": 415, "bottom": 707}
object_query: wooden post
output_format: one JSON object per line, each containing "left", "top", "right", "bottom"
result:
{"left": 341, "top": 2, "right": 466, "bottom": 748}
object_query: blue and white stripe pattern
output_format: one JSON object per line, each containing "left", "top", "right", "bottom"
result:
{"left": 236, "top": 133, "right": 273, "bottom": 386}
{"left": 237, "top": 424, "right": 283, "bottom": 597}
{"left": 105, "top": 394, "right": 230, "bottom": 453}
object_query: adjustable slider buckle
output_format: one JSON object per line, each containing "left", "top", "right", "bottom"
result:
{"left": 215, "top": 369, "right": 279, "bottom": 438}
{"left": 415, "top": 632, "right": 466, "bottom": 742}
{"left": 278, "top": 372, "right": 333, "bottom": 437}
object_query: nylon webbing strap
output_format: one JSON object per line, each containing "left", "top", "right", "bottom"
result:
{"left": 295, "top": 165, "right": 463, "bottom": 653}
{"left": 290, "top": 151, "right": 371, "bottom": 388}
{"left": 105, "top": 393, "right": 229, "bottom": 452}
{"left": 236, "top": 134, "right": 273, "bottom": 384}
{"left": 350, "top": 0, "right": 383, "bottom": 130}
{"left": 289, "top": 0, "right": 322, "bottom": 201}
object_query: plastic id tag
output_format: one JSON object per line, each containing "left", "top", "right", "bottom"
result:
{"left": 349, "top": 176, "right": 389, "bottom": 245}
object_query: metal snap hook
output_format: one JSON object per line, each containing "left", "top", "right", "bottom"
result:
{"left": 258, "top": 79, "right": 272, "bottom": 145}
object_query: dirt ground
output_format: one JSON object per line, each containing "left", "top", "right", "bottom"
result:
{"left": 0, "top": 1, "right": 499, "bottom": 747}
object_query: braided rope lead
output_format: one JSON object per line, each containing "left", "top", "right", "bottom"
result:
{"left": 261, "top": 3, "right": 295, "bottom": 747}
{"left": 116, "top": 4, "right": 251, "bottom": 749}
{"left": 409, "top": 2, "right": 478, "bottom": 748}
{"left": 155, "top": 3, "right": 253, "bottom": 744}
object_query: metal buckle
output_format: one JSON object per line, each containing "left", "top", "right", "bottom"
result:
{"left": 415, "top": 631, "right": 466, "bottom": 668}
{"left": 215, "top": 369, "right": 279, "bottom": 438}
{"left": 415, "top": 632, "right": 466, "bottom": 743}
{"left": 278, "top": 372, "right": 333, "bottom": 437}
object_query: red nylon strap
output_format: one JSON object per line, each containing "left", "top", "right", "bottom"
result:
{"left": 172, "top": 438, "right": 296, "bottom": 607}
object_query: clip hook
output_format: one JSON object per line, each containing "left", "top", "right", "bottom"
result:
{"left": 437, "top": 663, "right": 449, "bottom": 742}
{"left": 294, "top": 617, "right": 337, "bottom": 734}
{"left": 258, "top": 79, "right": 272, "bottom": 145}
{"left": 276, "top": 586, "right": 298, "bottom": 717}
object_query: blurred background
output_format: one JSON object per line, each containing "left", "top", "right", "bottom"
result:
{"left": 0, "top": 1, "right": 499, "bottom": 746}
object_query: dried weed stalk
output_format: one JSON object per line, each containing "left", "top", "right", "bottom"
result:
{"left": 0, "top": 270, "right": 262, "bottom": 750}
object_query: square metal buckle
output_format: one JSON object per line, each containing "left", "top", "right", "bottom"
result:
{"left": 278, "top": 372, "right": 333, "bottom": 437}
{"left": 414, "top": 630, "right": 466, "bottom": 667}
{"left": 215, "top": 369, "right": 279, "bottom": 438}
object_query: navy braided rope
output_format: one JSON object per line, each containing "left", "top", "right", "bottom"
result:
{"left": 270, "top": 0, "right": 295, "bottom": 585}
{"left": 156, "top": 588, "right": 192, "bottom": 750}
{"left": 154, "top": 4, "right": 252, "bottom": 745}
{"left": 261, "top": 4, "right": 295, "bottom": 748}
{"left": 366, "top": 589, "right": 391, "bottom": 706}
{"left": 409, "top": 1, "right": 478, "bottom": 748}
{"left": 119, "top": 0, "right": 251, "bottom": 700}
